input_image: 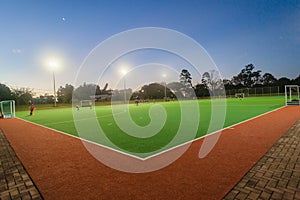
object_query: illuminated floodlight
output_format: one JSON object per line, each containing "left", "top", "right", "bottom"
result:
{"left": 120, "top": 69, "right": 128, "bottom": 76}
{"left": 46, "top": 58, "right": 60, "bottom": 107}
{"left": 47, "top": 59, "right": 60, "bottom": 71}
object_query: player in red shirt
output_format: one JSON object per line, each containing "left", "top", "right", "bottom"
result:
{"left": 29, "top": 104, "right": 35, "bottom": 116}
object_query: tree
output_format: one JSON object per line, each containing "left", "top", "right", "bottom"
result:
{"left": 130, "top": 82, "right": 175, "bottom": 100}
{"left": 73, "top": 83, "right": 112, "bottom": 102}
{"left": 167, "top": 82, "right": 185, "bottom": 92}
{"left": 73, "top": 83, "right": 100, "bottom": 100}
{"left": 11, "top": 88, "right": 34, "bottom": 105}
{"left": 166, "top": 82, "right": 185, "bottom": 99}
{"left": 140, "top": 83, "right": 168, "bottom": 99}
{"left": 277, "top": 76, "right": 291, "bottom": 86}
{"left": 202, "top": 70, "right": 223, "bottom": 91}
{"left": 276, "top": 77, "right": 291, "bottom": 93}
{"left": 179, "top": 69, "right": 194, "bottom": 98}
{"left": 223, "top": 79, "right": 234, "bottom": 89}
{"left": 232, "top": 64, "right": 262, "bottom": 87}
{"left": 292, "top": 74, "right": 300, "bottom": 85}
{"left": 33, "top": 93, "right": 54, "bottom": 104}
{"left": 194, "top": 83, "right": 209, "bottom": 97}
{"left": 112, "top": 88, "right": 132, "bottom": 101}
{"left": 57, "top": 84, "right": 74, "bottom": 103}
{"left": 262, "top": 73, "right": 277, "bottom": 86}
{"left": 277, "top": 77, "right": 291, "bottom": 86}
{"left": 179, "top": 69, "right": 192, "bottom": 88}
{"left": 0, "top": 83, "right": 12, "bottom": 101}
{"left": 231, "top": 73, "right": 243, "bottom": 86}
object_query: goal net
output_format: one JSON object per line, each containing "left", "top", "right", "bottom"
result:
{"left": 285, "top": 85, "right": 299, "bottom": 106}
{"left": 80, "top": 100, "right": 93, "bottom": 108}
{"left": 235, "top": 93, "right": 245, "bottom": 99}
{"left": 0, "top": 100, "right": 15, "bottom": 118}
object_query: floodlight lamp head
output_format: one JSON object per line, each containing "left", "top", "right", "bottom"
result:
{"left": 120, "top": 69, "right": 128, "bottom": 76}
{"left": 47, "top": 59, "right": 60, "bottom": 71}
{"left": 49, "top": 60, "right": 58, "bottom": 68}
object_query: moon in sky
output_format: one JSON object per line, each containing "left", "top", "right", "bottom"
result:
{"left": 62, "top": 17, "right": 66, "bottom": 21}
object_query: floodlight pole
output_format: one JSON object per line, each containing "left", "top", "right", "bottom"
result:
{"left": 123, "top": 76, "right": 126, "bottom": 104}
{"left": 164, "top": 81, "right": 167, "bottom": 101}
{"left": 53, "top": 71, "right": 57, "bottom": 107}
{"left": 162, "top": 74, "right": 167, "bottom": 101}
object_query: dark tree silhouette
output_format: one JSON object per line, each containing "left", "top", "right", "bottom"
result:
{"left": 11, "top": 88, "right": 33, "bottom": 105}
{"left": 262, "top": 73, "right": 277, "bottom": 86}
{"left": 201, "top": 70, "right": 223, "bottom": 91}
{"left": 57, "top": 84, "right": 74, "bottom": 103}
{"left": 0, "top": 83, "right": 12, "bottom": 101}
{"left": 73, "top": 83, "right": 100, "bottom": 100}
{"left": 179, "top": 69, "right": 192, "bottom": 88}
{"left": 232, "top": 64, "right": 261, "bottom": 87}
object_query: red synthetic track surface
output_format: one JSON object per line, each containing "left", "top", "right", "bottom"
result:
{"left": 0, "top": 106, "right": 299, "bottom": 199}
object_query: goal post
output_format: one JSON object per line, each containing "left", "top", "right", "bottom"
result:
{"left": 234, "top": 93, "right": 245, "bottom": 99}
{"left": 80, "top": 100, "right": 93, "bottom": 108}
{"left": 285, "top": 85, "right": 300, "bottom": 106}
{"left": 0, "top": 100, "right": 15, "bottom": 118}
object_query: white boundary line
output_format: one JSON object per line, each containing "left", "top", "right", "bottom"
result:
{"left": 145, "top": 105, "right": 286, "bottom": 160}
{"left": 42, "top": 110, "right": 126, "bottom": 125}
{"left": 16, "top": 105, "right": 286, "bottom": 161}
{"left": 16, "top": 117, "right": 143, "bottom": 160}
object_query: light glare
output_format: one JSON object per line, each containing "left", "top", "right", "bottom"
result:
{"left": 47, "top": 58, "right": 60, "bottom": 71}
{"left": 120, "top": 68, "right": 128, "bottom": 76}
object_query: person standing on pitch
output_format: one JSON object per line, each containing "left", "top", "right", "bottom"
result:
{"left": 29, "top": 104, "right": 35, "bottom": 116}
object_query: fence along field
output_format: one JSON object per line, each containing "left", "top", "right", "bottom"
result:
{"left": 15, "top": 95, "right": 285, "bottom": 158}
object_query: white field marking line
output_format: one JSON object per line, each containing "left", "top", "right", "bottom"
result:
{"left": 16, "top": 117, "right": 143, "bottom": 160}
{"left": 215, "top": 104, "right": 283, "bottom": 107}
{"left": 43, "top": 110, "right": 126, "bottom": 125}
{"left": 143, "top": 105, "right": 286, "bottom": 160}
{"left": 16, "top": 105, "right": 286, "bottom": 161}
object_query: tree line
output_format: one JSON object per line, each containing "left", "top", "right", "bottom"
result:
{"left": 133, "top": 64, "right": 300, "bottom": 99}
{"left": 0, "top": 82, "right": 112, "bottom": 105}
{"left": 0, "top": 63, "right": 299, "bottom": 105}
{"left": 223, "top": 64, "right": 300, "bottom": 92}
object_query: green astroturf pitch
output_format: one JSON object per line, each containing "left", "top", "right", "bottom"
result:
{"left": 16, "top": 96, "right": 285, "bottom": 158}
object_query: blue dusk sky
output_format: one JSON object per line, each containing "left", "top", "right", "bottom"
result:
{"left": 0, "top": 0, "right": 299, "bottom": 95}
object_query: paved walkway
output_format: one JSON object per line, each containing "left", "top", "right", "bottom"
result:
{"left": 224, "top": 119, "right": 300, "bottom": 200}
{"left": 0, "top": 129, "right": 43, "bottom": 200}
{"left": 0, "top": 120, "right": 299, "bottom": 199}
